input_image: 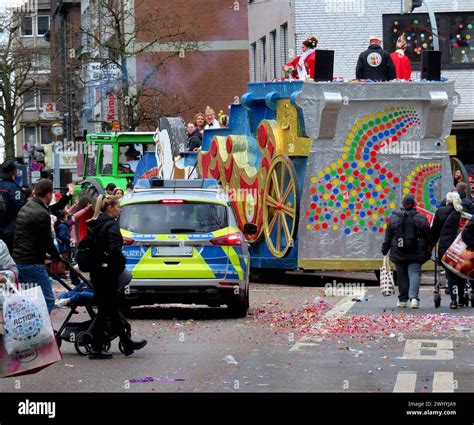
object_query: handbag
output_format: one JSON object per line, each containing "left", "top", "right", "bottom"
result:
{"left": 2, "top": 281, "right": 55, "bottom": 355}
{"left": 380, "top": 255, "right": 395, "bottom": 296}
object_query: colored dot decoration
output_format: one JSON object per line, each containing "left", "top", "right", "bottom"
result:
{"left": 306, "top": 107, "right": 421, "bottom": 235}
{"left": 403, "top": 163, "right": 442, "bottom": 212}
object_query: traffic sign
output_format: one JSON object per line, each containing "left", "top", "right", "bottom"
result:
{"left": 31, "top": 160, "right": 43, "bottom": 172}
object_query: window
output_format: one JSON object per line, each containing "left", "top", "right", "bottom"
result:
{"left": 38, "top": 53, "right": 51, "bottom": 70}
{"left": 40, "top": 125, "right": 52, "bottom": 145}
{"left": 98, "top": 144, "right": 114, "bottom": 174}
{"left": 280, "top": 23, "right": 289, "bottom": 68}
{"left": 24, "top": 126, "right": 37, "bottom": 147}
{"left": 39, "top": 89, "right": 52, "bottom": 106}
{"left": 120, "top": 202, "right": 228, "bottom": 234}
{"left": 23, "top": 90, "right": 36, "bottom": 109}
{"left": 270, "top": 30, "right": 277, "bottom": 80}
{"left": 383, "top": 13, "right": 474, "bottom": 68}
{"left": 37, "top": 16, "right": 50, "bottom": 36}
{"left": 259, "top": 36, "right": 266, "bottom": 81}
{"left": 21, "top": 16, "right": 33, "bottom": 36}
{"left": 250, "top": 42, "right": 257, "bottom": 82}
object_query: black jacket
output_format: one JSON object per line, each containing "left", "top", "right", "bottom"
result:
{"left": 188, "top": 129, "right": 202, "bottom": 151}
{"left": 381, "top": 208, "right": 431, "bottom": 263}
{"left": 12, "top": 197, "right": 60, "bottom": 264}
{"left": 461, "top": 218, "right": 474, "bottom": 248}
{"left": 0, "top": 178, "right": 27, "bottom": 237}
{"left": 429, "top": 204, "right": 470, "bottom": 259}
{"left": 356, "top": 44, "right": 397, "bottom": 81}
{"left": 87, "top": 213, "right": 125, "bottom": 276}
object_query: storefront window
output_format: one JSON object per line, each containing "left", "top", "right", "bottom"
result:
{"left": 448, "top": 15, "right": 474, "bottom": 64}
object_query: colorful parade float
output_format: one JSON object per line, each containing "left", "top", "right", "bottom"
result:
{"left": 196, "top": 80, "right": 459, "bottom": 274}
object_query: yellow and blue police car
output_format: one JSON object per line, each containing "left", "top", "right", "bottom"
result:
{"left": 119, "top": 179, "right": 255, "bottom": 317}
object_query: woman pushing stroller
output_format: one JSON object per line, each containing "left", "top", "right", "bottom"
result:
{"left": 86, "top": 195, "right": 147, "bottom": 359}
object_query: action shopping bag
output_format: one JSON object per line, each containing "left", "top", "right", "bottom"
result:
{"left": 380, "top": 256, "right": 395, "bottom": 296}
{"left": 2, "top": 282, "right": 54, "bottom": 355}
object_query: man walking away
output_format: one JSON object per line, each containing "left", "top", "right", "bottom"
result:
{"left": 0, "top": 160, "right": 27, "bottom": 252}
{"left": 13, "top": 179, "right": 61, "bottom": 313}
{"left": 381, "top": 195, "right": 431, "bottom": 308}
{"left": 356, "top": 36, "right": 397, "bottom": 81}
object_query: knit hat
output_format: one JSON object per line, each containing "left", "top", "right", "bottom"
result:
{"left": 369, "top": 36, "right": 382, "bottom": 45}
{"left": 396, "top": 33, "right": 407, "bottom": 50}
{"left": 402, "top": 194, "right": 416, "bottom": 209}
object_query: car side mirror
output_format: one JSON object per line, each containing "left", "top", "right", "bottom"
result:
{"left": 243, "top": 223, "right": 258, "bottom": 235}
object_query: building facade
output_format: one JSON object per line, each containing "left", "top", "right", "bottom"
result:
{"left": 248, "top": 0, "right": 474, "bottom": 173}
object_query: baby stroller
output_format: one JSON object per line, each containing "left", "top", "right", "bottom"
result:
{"left": 48, "top": 259, "right": 132, "bottom": 355}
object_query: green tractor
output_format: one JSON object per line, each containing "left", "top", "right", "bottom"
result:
{"left": 76, "top": 131, "right": 156, "bottom": 199}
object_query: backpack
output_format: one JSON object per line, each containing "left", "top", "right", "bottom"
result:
{"left": 396, "top": 211, "right": 419, "bottom": 252}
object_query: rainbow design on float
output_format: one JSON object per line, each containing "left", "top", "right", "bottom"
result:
{"left": 305, "top": 107, "right": 422, "bottom": 235}
{"left": 403, "top": 163, "right": 442, "bottom": 213}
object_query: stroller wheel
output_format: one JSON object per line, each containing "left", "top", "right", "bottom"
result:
{"left": 434, "top": 292, "right": 441, "bottom": 308}
{"left": 74, "top": 331, "right": 92, "bottom": 356}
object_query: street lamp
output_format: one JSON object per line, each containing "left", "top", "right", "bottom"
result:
{"left": 401, "top": 0, "right": 439, "bottom": 51}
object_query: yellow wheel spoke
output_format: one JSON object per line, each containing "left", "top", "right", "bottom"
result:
{"left": 276, "top": 212, "right": 281, "bottom": 252}
{"left": 281, "top": 204, "right": 296, "bottom": 217}
{"left": 282, "top": 181, "right": 295, "bottom": 203}
{"left": 266, "top": 194, "right": 279, "bottom": 209}
{"left": 271, "top": 171, "right": 281, "bottom": 199}
{"left": 281, "top": 214, "right": 291, "bottom": 245}
{"left": 280, "top": 163, "right": 286, "bottom": 191}
{"left": 267, "top": 211, "right": 278, "bottom": 235}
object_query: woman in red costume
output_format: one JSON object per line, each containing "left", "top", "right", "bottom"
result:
{"left": 390, "top": 33, "right": 412, "bottom": 80}
{"left": 283, "top": 35, "right": 318, "bottom": 80}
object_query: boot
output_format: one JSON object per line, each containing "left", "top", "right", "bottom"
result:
{"left": 88, "top": 349, "right": 113, "bottom": 360}
{"left": 121, "top": 339, "right": 148, "bottom": 357}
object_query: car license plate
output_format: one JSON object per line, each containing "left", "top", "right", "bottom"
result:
{"left": 152, "top": 246, "right": 193, "bottom": 257}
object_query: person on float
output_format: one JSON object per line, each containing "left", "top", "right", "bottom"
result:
{"left": 356, "top": 36, "right": 396, "bottom": 81}
{"left": 390, "top": 33, "right": 412, "bottom": 80}
{"left": 283, "top": 35, "right": 318, "bottom": 80}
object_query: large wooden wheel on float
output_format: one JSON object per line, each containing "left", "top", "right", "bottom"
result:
{"left": 263, "top": 155, "right": 299, "bottom": 258}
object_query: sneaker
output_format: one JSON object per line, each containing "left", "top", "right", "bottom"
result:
{"left": 410, "top": 299, "right": 420, "bottom": 309}
{"left": 397, "top": 300, "right": 408, "bottom": 308}
{"left": 450, "top": 301, "right": 458, "bottom": 309}
{"left": 54, "top": 298, "right": 70, "bottom": 308}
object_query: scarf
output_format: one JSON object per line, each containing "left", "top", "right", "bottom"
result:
{"left": 297, "top": 48, "right": 315, "bottom": 79}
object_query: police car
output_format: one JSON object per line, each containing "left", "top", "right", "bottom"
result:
{"left": 119, "top": 179, "right": 256, "bottom": 317}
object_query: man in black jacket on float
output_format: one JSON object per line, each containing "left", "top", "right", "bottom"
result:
{"left": 0, "top": 160, "right": 27, "bottom": 252}
{"left": 13, "top": 179, "right": 62, "bottom": 313}
{"left": 382, "top": 195, "right": 431, "bottom": 309}
{"left": 356, "top": 36, "right": 397, "bottom": 81}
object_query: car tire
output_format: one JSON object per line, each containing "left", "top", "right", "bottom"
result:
{"left": 228, "top": 287, "right": 249, "bottom": 318}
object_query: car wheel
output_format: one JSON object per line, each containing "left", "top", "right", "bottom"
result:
{"left": 228, "top": 287, "right": 249, "bottom": 318}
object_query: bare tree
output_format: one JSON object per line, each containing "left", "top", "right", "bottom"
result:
{"left": 81, "top": 0, "right": 201, "bottom": 131}
{"left": 0, "top": 11, "right": 37, "bottom": 159}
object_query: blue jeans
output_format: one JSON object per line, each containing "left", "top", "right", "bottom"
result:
{"left": 395, "top": 262, "right": 422, "bottom": 302}
{"left": 17, "top": 264, "right": 55, "bottom": 313}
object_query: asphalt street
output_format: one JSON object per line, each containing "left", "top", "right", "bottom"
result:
{"left": 2, "top": 273, "right": 474, "bottom": 393}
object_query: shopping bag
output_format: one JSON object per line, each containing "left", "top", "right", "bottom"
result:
{"left": 2, "top": 282, "right": 54, "bottom": 355}
{"left": 0, "top": 279, "right": 19, "bottom": 336}
{"left": 0, "top": 337, "right": 62, "bottom": 378}
{"left": 380, "top": 256, "right": 395, "bottom": 296}
{"left": 442, "top": 233, "right": 474, "bottom": 279}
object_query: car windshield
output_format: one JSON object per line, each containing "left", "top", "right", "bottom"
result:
{"left": 120, "top": 202, "right": 228, "bottom": 234}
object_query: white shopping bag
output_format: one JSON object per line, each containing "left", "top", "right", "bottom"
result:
{"left": 380, "top": 256, "right": 395, "bottom": 297}
{"left": 2, "top": 281, "right": 54, "bottom": 355}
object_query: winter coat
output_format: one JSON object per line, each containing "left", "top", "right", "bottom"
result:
{"left": 429, "top": 203, "right": 471, "bottom": 259}
{"left": 87, "top": 213, "right": 126, "bottom": 277}
{"left": 55, "top": 221, "right": 71, "bottom": 254}
{"left": 188, "top": 129, "right": 202, "bottom": 151}
{"left": 0, "top": 178, "right": 27, "bottom": 238}
{"left": 356, "top": 44, "right": 397, "bottom": 81}
{"left": 381, "top": 208, "right": 431, "bottom": 263}
{"left": 12, "top": 198, "right": 61, "bottom": 264}
{"left": 0, "top": 239, "right": 18, "bottom": 283}
{"left": 390, "top": 50, "right": 412, "bottom": 80}
{"left": 461, "top": 218, "right": 474, "bottom": 249}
